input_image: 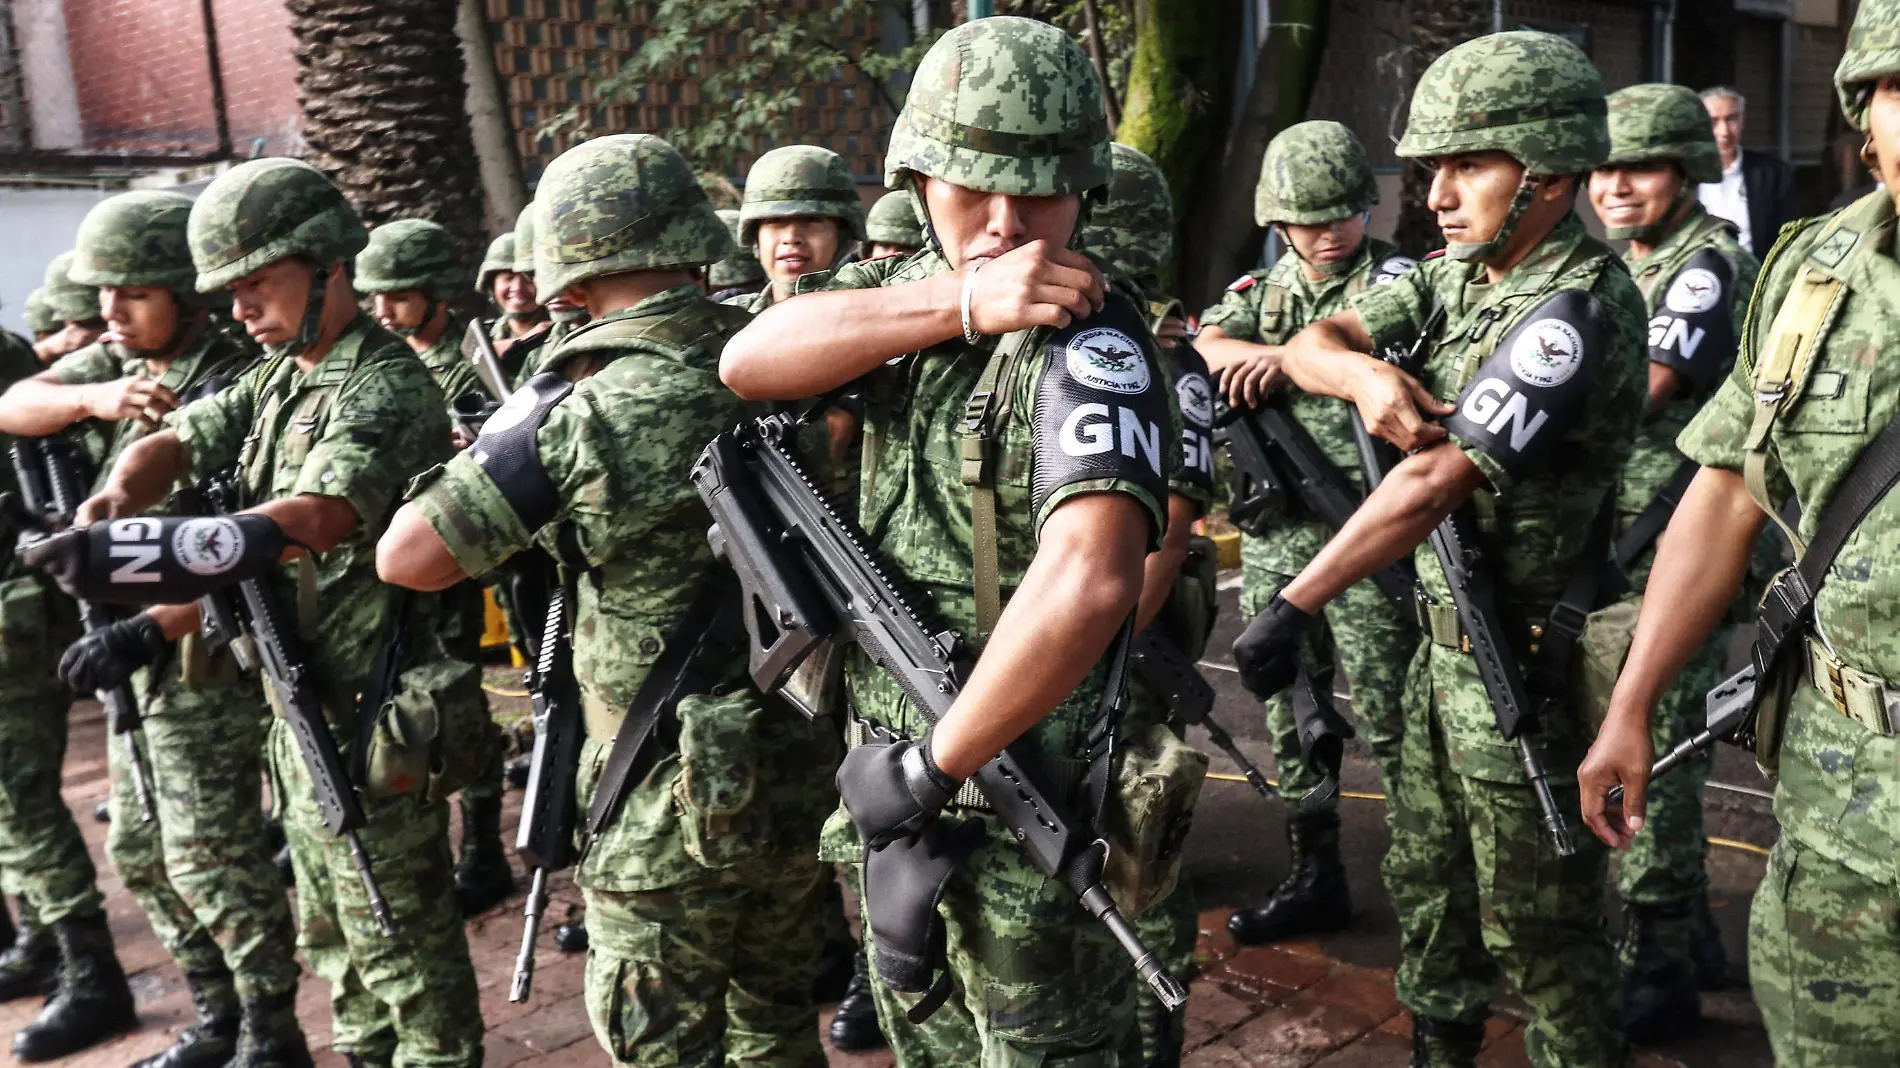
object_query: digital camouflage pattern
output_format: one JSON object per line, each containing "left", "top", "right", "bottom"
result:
{"left": 884, "top": 16, "right": 1110, "bottom": 197}
{"left": 1349, "top": 210, "right": 1646, "bottom": 1066}
{"left": 1396, "top": 31, "right": 1610, "bottom": 176}
{"left": 864, "top": 190, "right": 925, "bottom": 251}
{"left": 1677, "top": 177, "right": 1900, "bottom": 1064}
{"left": 512, "top": 203, "right": 537, "bottom": 274}
{"left": 68, "top": 191, "right": 200, "bottom": 294}
{"left": 42, "top": 251, "right": 100, "bottom": 324}
{"left": 1255, "top": 121, "right": 1378, "bottom": 227}
{"left": 1080, "top": 143, "right": 1174, "bottom": 290}
{"left": 415, "top": 330, "right": 481, "bottom": 406}
{"left": 411, "top": 286, "right": 837, "bottom": 1066}
{"left": 1835, "top": 0, "right": 1900, "bottom": 131}
{"left": 23, "top": 288, "right": 57, "bottom": 336}
{"left": 709, "top": 209, "right": 766, "bottom": 289}
{"left": 355, "top": 219, "right": 464, "bottom": 300}
{"left": 1604, "top": 84, "right": 1723, "bottom": 184}
{"left": 533, "top": 135, "right": 730, "bottom": 297}
{"left": 739, "top": 145, "right": 866, "bottom": 244}
{"left": 478, "top": 233, "right": 516, "bottom": 293}
{"left": 188, "top": 158, "right": 367, "bottom": 292}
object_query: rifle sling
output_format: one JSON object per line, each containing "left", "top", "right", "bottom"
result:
{"left": 351, "top": 588, "right": 415, "bottom": 786}
{"left": 1524, "top": 488, "right": 1622, "bottom": 697}
{"left": 1612, "top": 459, "right": 1698, "bottom": 571}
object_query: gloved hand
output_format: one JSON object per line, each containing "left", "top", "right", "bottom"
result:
{"left": 861, "top": 815, "right": 984, "bottom": 1005}
{"left": 60, "top": 613, "right": 167, "bottom": 693}
{"left": 837, "top": 734, "right": 962, "bottom": 849}
{"left": 1232, "top": 591, "right": 1313, "bottom": 699}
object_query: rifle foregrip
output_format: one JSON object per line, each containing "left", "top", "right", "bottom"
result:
{"left": 1517, "top": 738, "right": 1575, "bottom": 857}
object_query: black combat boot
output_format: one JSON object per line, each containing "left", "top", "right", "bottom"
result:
{"left": 1410, "top": 1014, "right": 1485, "bottom": 1067}
{"left": 1691, "top": 891, "right": 1728, "bottom": 990}
{"left": 11, "top": 911, "right": 138, "bottom": 1062}
{"left": 129, "top": 967, "right": 241, "bottom": 1068}
{"left": 1619, "top": 899, "right": 1702, "bottom": 1044}
{"left": 1226, "top": 810, "right": 1352, "bottom": 944}
{"left": 826, "top": 943, "right": 886, "bottom": 1051}
{"left": 453, "top": 795, "right": 517, "bottom": 916}
{"left": 0, "top": 899, "right": 57, "bottom": 1003}
{"left": 229, "top": 990, "right": 313, "bottom": 1068}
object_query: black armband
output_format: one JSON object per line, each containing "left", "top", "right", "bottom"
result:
{"left": 1442, "top": 288, "right": 1608, "bottom": 482}
{"left": 1645, "top": 248, "right": 1738, "bottom": 389}
{"left": 25, "top": 513, "right": 287, "bottom": 605}
{"left": 468, "top": 372, "right": 573, "bottom": 533}
{"left": 1168, "top": 345, "right": 1216, "bottom": 502}
{"left": 1368, "top": 255, "right": 1419, "bottom": 286}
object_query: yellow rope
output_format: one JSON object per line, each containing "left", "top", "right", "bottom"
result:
{"left": 482, "top": 683, "right": 530, "bottom": 698}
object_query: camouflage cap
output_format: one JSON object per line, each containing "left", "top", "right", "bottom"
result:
{"left": 864, "top": 190, "right": 924, "bottom": 249}
{"left": 188, "top": 158, "right": 366, "bottom": 292}
{"left": 709, "top": 208, "right": 766, "bottom": 288}
{"left": 1602, "top": 83, "right": 1721, "bottom": 184}
{"left": 22, "top": 288, "right": 57, "bottom": 335}
{"left": 885, "top": 16, "right": 1111, "bottom": 197}
{"left": 477, "top": 233, "right": 516, "bottom": 293}
{"left": 1838, "top": 0, "right": 1900, "bottom": 131}
{"left": 532, "top": 133, "right": 730, "bottom": 297}
{"left": 355, "top": 219, "right": 463, "bottom": 300}
{"left": 68, "top": 191, "right": 198, "bottom": 293}
{"left": 739, "top": 145, "right": 867, "bottom": 244}
{"left": 1256, "top": 121, "right": 1378, "bottom": 226}
{"left": 43, "top": 251, "right": 100, "bottom": 323}
{"left": 511, "top": 204, "right": 536, "bottom": 274}
{"left": 1079, "top": 143, "right": 1174, "bottom": 286}
{"left": 1396, "top": 30, "right": 1609, "bottom": 175}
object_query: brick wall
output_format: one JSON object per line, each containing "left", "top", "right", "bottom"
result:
{"left": 208, "top": 0, "right": 299, "bottom": 156}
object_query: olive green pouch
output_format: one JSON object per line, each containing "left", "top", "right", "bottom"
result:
{"left": 674, "top": 692, "right": 768, "bottom": 869}
{"left": 362, "top": 658, "right": 497, "bottom": 802}
{"left": 1104, "top": 721, "right": 1208, "bottom": 918}
{"left": 1573, "top": 595, "right": 1643, "bottom": 733}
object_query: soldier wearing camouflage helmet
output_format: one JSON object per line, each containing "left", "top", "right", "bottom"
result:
{"left": 29, "top": 156, "right": 488, "bottom": 1068}
{"left": 863, "top": 190, "right": 923, "bottom": 260}
{"left": 469, "top": 231, "right": 550, "bottom": 379}
{"left": 735, "top": 144, "right": 865, "bottom": 311}
{"left": 1581, "top": 3, "right": 1900, "bottom": 1063}
{"left": 1582, "top": 83, "right": 1760, "bottom": 1045}
{"left": 509, "top": 201, "right": 584, "bottom": 384}
{"left": 1231, "top": 32, "right": 1646, "bottom": 1066}
{"left": 34, "top": 252, "right": 105, "bottom": 365}
{"left": 707, "top": 208, "right": 766, "bottom": 302}
{"left": 724, "top": 17, "right": 1182, "bottom": 1063}
{"left": 380, "top": 133, "right": 840, "bottom": 1066}
{"left": 22, "top": 289, "right": 58, "bottom": 340}
{"left": 1196, "top": 122, "right": 1421, "bottom": 956}
{"left": 0, "top": 189, "right": 304, "bottom": 1068}
{"left": 356, "top": 220, "right": 482, "bottom": 404}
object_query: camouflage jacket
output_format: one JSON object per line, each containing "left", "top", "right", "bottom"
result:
{"left": 0, "top": 330, "right": 77, "bottom": 668}
{"left": 1351, "top": 211, "right": 1647, "bottom": 782}
{"left": 416, "top": 324, "right": 482, "bottom": 407}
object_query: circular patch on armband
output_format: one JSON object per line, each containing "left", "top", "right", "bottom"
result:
{"left": 478, "top": 386, "right": 540, "bottom": 439}
{"left": 1664, "top": 267, "right": 1722, "bottom": 314}
{"left": 1065, "top": 327, "right": 1151, "bottom": 395}
{"left": 171, "top": 517, "right": 245, "bottom": 576}
{"left": 1373, "top": 256, "right": 1417, "bottom": 284}
{"left": 1508, "top": 318, "right": 1585, "bottom": 388}
{"left": 1175, "top": 372, "right": 1214, "bottom": 426}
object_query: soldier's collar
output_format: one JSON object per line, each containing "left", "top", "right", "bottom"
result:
{"left": 298, "top": 313, "right": 374, "bottom": 387}
{"left": 1490, "top": 211, "right": 1590, "bottom": 295}
{"left": 1630, "top": 204, "right": 1727, "bottom": 276}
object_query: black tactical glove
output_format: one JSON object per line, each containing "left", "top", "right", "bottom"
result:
{"left": 1232, "top": 591, "right": 1313, "bottom": 699}
{"left": 60, "top": 613, "right": 167, "bottom": 693}
{"left": 861, "top": 815, "right": 984, "bottom": 1010}
{"left": 837, "top": 734, "right": 962, "bottom": 849}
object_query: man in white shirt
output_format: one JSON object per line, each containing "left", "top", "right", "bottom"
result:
{"left": 1699, "top": 86, "right": 1797, "bottom": 253}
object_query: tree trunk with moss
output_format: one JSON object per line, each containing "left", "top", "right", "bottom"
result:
{"left": 1394, "top": 0, "right": 1492, "bottom": 254}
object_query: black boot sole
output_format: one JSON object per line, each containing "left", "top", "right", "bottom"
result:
{"left": 11, "top": 1001, "right": 137, "bottom": 1062}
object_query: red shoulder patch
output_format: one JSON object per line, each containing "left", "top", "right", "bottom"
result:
{"left": 1226, "top": 275, "right": 1257, "bottom": 293}
{"left": 1423, "top": 248, "right": 1447, "bottom": 260}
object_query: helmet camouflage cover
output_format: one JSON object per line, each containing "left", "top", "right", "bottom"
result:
{"left": 1603, "top": 83, "right": 1721, "bottom": 184}
{"left": 532, "top": 133, "right": 730, "bottom": 297}
{"left": 355, "top": 219, "right": 464, "bottom": 300}
{"left": 22, "top": 288, "right": 57, "bottom": 335}
{"left": 1396, "top": 30, "right": 1609, "bottom": 175}
{"left": 189, "top": 158, "right": 366, "bottom": 293}
{"left": 69, "top": 191, "right": 198, "bottom": 294}
{"left": 477, "top": 233, "right": 516, "bottom": 293}
{"left": 864, "top": 189, "right": 925, "bottom": 250}
{"left": 512, "top": 203, "right": 536, "bottom": 274}
{"left": 709, "top": 208, "right": 766, "bottom": 288}
{"left": 1837, "top": 0, "right": 1900, "bottom": 131}
{"left": 1256, "top": 120, "right": 1378, "bottom": 226}
{"left": 885, "top": 15, "right": 1110, "bottom": 197}
{"left": 1080, "top": 142, "right": 1174, "bottom": 286}
{"left": 739, "top": 145, "right": 867, "bottom": 244}
{"left": 42, "top": 251, "right": 100, "bottom": 323}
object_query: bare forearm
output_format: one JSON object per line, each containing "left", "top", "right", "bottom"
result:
{"left": 721, "top": 276, "right": 961, "bottom": 400}
{"left": 1194, "top": 331, "right": 1280, "bottom": 376}
{"left": 1136, "top": 496, "right": 1195, "bottom": 632}
{"left": 151, "top": 601, "right": 203, "bottom": 641}
{"left": 376, "top": 503, "right": 470, "bottom": 591}
{"left": 1280, "top": 319, "right": 1383, "bottom": 402}
{"left": 251, "top": 493, "right": 360, "bottom": 556}
{"left": 0, "top": 378, "right": 90, "bottom": 436}
{"left": 104, "top": 432, "right": 193, "bottom": 512}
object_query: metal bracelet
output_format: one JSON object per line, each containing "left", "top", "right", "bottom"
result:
{"left": 960, "top": 258, "right": 988, "bottom": 345}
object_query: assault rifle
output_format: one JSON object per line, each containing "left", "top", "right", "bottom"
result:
{"left": 692, "top": 412, "right": 1189, "bottom": 1012}
{"left": 465, "top": 319, "right": 514, "bottom": 403}
{"left": 1606, "top": 665, "right": 1755, "bottom": 806}
{"left": 11, "top": 437, "right": 156, "bottom": 823}
{"left": 509, "top": 586, "right": 583, "bottom": 1002}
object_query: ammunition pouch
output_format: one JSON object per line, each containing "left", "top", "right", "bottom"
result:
{"left": 1102, "top": 720, "right": 1207, "bottom": 918}
{"left": 674, "top": 690, "right": 767, "bottom": 870}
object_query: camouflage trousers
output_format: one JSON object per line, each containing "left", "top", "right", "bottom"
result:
{"left": 105, "top": 676, "right": 298, "bottom": 1000}
{"left": 857, "top": 813, "right": 1143, "bottom": 1068}
{"left": 272, "top": 719, "right": 483, "bottom": 1068}
{"left": 1389, "top": 665, "right": 1627, "bottom": 1068}
{"left": 1616, "top": 624, "right": 1724, "bottom": 907}
{"left": 1243, "top": 552, "right": 1413, "bottom": 800}
{"left": 0, "top": 677, "right": 99, "bottom": 926}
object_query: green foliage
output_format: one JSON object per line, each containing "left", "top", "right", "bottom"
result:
{"left": 998, "top": 0, "right": 1134, "bottom": 105}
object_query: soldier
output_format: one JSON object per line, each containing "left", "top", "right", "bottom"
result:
{"left": 511, "top": 205, "right": 588, "bottom": 383}
{"left": 22, "top": 289, "right": 58, "bottom": 342}
{"left": 30, "top": 157, "right": 487, "bottom": 1068}
{"left": 479, "top": 231, "right": 549, "bottom": 347}
{"left": 1583, "top": 82, "right": 1759, "bottom": 1043}
{"left": 863, "top": 191, "right": 924, "bottom": 261}
{"left": 377, "top": 132, "right": 839, "bottom": 1067}
{"left": 1230, "top": 32, "right": 1643, "bottom": 1067}
{"left": 722, "top": 17, "right": 1175, "bottom": 1063}
{"left": 1578, "top": 3, "right": 1900, "bottom": 1062}
{"left": 1196, "top": 120, "right": 1419, "bottom": 947}
{"left": 734, "top": 145, "right": 866, "bottom": 311}
{"left": 353, "top": 219, "right": 518, "bottom": 918}
{"left": 0, "top": 191, "right": 305, "bottom": 1067}
{"left": 34, "top": 252, "right": 105, "bottom": 364}
{"left": 707, "top": 209, "right": 766, "bottom": 304}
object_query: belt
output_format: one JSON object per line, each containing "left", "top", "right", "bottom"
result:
{"left": 1414, "top": 597, "right": 1548, "bottom": 657}
{"left": 843, "top": 715, "right": 1088, "bottom": 812}
{"left": 1805, "top": 635, "right": 1900, "bottom": 736}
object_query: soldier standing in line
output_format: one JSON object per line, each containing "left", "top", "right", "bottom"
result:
{"left": 732, "top": 145, "right": 866, "bottom": 313}
{"left": 863, "top": 191, "right": 924, "bottom": 261}
{"left": 34, "top": 252, "right": 106, "bottom": 365}
{"left": 475, "top": 231, "right": 550, "bottom": 356}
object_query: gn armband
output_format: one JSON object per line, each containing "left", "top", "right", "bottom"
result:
{"left": 1646, "top": 248, "right": 1737, "bottom": 389}
{"left": 1442, "top": 288, "right": 1607, "bottom": 483}
{"left": 469, "top": 372, "right": 575, "bottom": 533}
{"left": 25, "top": 513, "right": 288, "bottom": 605}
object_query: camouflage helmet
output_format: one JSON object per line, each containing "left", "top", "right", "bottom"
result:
{"left": 709, "top": 209, "right": 766, "bottom": 289}
{"left": 885, "top": 16, "right": 1111, "bottom": 198}
{"left": 42, "top": 252, "right": 100, "bottom": 323}
{"left": 22, "top": 288, "right": 57, "bottom": 336}
{"left": 1256, "top": 121, "right": 1378, "bottom": 226}
{"left": 188, "top": 158, "right": 365, "bottom": 293}
{"left": 739, "top": 145, "right": 866, "bottom": 245}
{"left": 511, "top": 204, "right": 536, "bottom": 274}
{"left": 1603, "top": 84, "right": 1721, "bottom": 184}
{"left": 532, "top": 133, "right": 730, "bottom": 298}
{"left": 864, "top": 190, "right": 924, "bottom": 250}
{"left": 1079, "top": 143, "right": 1174, "bottom": 287}
{"left": 1837, "top": 0, "right": 1900, "bottom": 131}
{"left": 1396, "top": 31, "right": 1609, "bottom": 175}
{"left": 477, "top": 233, "right": 516, "bottom": 293}
{"left": 354, "top": 219, "right": 463, "bottom": 300}
{"left": 68, "top": 191, "right": 198, "bottom": 294}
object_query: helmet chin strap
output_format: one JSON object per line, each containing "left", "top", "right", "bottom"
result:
{"left": 1444, "top": 173, "right": 1543, "bottom": 263}
{"left": 385, "top": 297, "right": 441, "bottom": 340}
{"left": 1605, "top": 185, "right": 1694, "bottom": 245}
{"left": 266, "top": 263, "right": 334, "bottom": 360}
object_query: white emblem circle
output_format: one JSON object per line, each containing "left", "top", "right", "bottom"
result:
{"left": 1175, "top": 373, "right": 1214, "bottom": 426}
{"left": 1065, "top": 328, "right": 1151, "bottom": 395}
{"left": 1664, "top": 267, "right": 1722, "bottom": 314}
{"left": 478, "top": 386, "right": 536, "bottom": 438}
{"left": 1508, "top": 318, "right": 1584, "bottom": 388}
{"left": 1373, "top": 256, "right": 1417, "bottom": 284}
{"left": 171, "top": 517, "right": 245, "bottom": 576}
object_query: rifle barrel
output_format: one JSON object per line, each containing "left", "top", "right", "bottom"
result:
{"left": 346, "top": 829, "right": 395, "bottom": 936}
{"left": 510, "top": 868, "right": 550, "bottom": 1003}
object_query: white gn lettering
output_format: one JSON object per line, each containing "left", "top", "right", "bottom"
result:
{"left": 1461, "top": 378, "right": 1548, "bottom": 452}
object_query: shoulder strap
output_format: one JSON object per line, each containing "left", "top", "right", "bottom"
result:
{"left": 961, "top": 330, "right": 1035, "bottom": 639}
{"left": 1799, "top": 410, "right": 1900, "bottom": 594}
{"left": 1528, "top": 487, "right": 1624, "bottom": 694}
{"left": 1613, "top": 459, "right": 1699, "bottom": 570}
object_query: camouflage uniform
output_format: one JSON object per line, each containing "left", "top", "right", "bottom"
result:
{"left": 408, "top": 134, "right": 836, "bottom": 1068}
{"left": 172, "top": 159, "right": 483, "bottom": 1068}
{"left": 1344, "top": 33, "right": 1644, "bottom": 1067}
{"left": 864, "top": 191, "right": 925, "bottom": 254}
{"left": 707, "top": 209, "right": 766, "bottom": 302}
{"left": 1673, "top": 7, "right": 1900, "bottom": 1060}
{"left": 817, "top": 20, "right": 1177, "bottom": 1066}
